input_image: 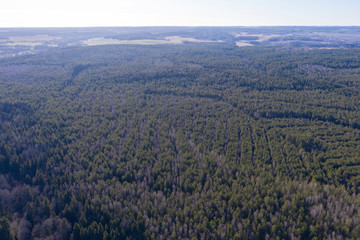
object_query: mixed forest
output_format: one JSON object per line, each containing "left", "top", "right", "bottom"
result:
{"left": 1, "top": 39, "right": 360, "bottom": 239}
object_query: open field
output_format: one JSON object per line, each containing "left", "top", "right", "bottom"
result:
{"left": 5, "top": 42, "right": 43, "bottom": 47}
{"left": 83, "top": 37, "right": 178, "bottom": 46}
{"left": 235, "top": 42, "right": 254, "bottom": 47}
{"left": 234, "top": 32, "right": 282, "bottom": 47}
{"left": 83, "top": 36, "right": 222, "bottom": 46}
{"left": 164, "top": 36, "right": 223, "bottom": 43}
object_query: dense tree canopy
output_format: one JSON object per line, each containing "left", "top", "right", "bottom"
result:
{"left": 1, "top": 43, "right": 360, "bottom": 239}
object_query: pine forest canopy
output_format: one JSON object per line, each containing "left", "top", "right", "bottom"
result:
{"left": 1, "top": 27, "right": 360, "bottom": 239}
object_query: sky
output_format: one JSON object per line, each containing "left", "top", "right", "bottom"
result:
{"left": 1, "top": 0, "right": 359, "bottom": 27}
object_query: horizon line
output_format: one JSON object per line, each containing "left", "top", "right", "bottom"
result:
{"left": 1, "top": 25, "right": 360, "bottom": 29}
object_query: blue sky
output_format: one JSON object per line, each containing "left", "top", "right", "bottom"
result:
{"left": 1, "top": 0, "right": 359, "bottom": 27}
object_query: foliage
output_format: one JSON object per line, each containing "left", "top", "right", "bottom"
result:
{"left": 1, "top": 43, "right": 360, "bottom": 239}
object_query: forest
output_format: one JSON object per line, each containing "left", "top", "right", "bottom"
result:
{"left": 1, "top": 40, "right": 360, "bottom": 239}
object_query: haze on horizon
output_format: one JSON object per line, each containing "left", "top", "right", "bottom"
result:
{"left": 1, "top": 0, "right": 360, "bottom": 28}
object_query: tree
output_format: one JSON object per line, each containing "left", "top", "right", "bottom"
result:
{"left": 0, "top": 217, "right": 14, "bottom": 240}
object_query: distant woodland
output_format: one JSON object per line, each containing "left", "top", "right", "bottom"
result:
{"left": 1, "top": 42, "right": 360, "bottom": 239}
